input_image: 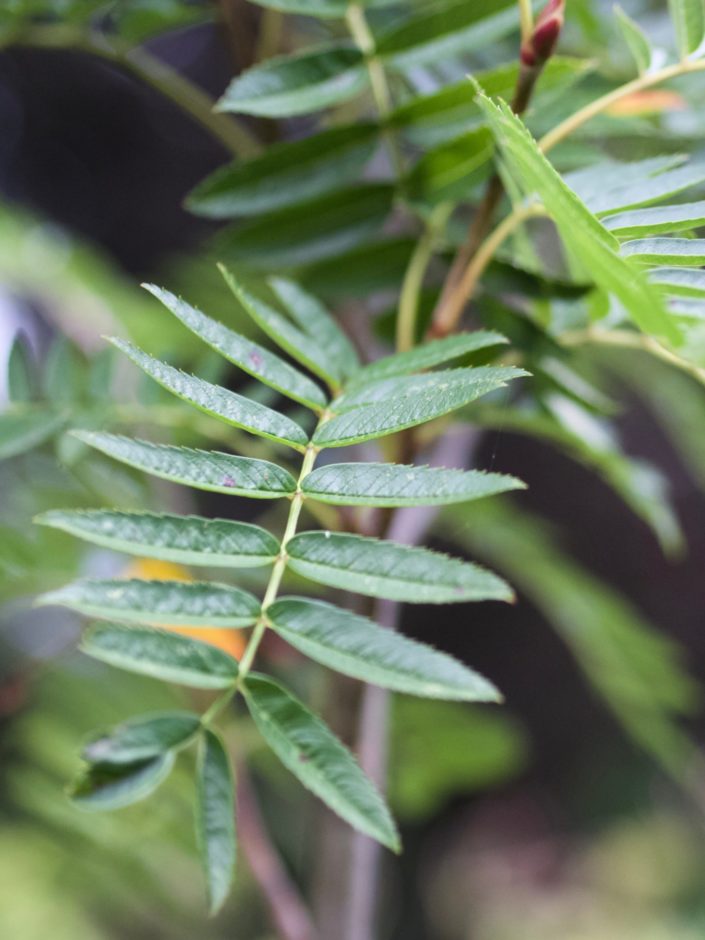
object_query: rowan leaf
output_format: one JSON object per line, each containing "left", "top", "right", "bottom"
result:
{"left": 110, "top": 338, "right": 309, "bottom": 449}
{"left": 196, "top": 730, "right": 236, "bottom": 916}
{"left": 73, "top": 432, "right": 297, "bottom": 499}
{"left": 36, "top": 509, "right": 280, "bottom": 568}
{"left": 71, "top": 753, "right": 175, "bottom": 811}
{"left": 302, "top": 463, "right": 524, "bottom": 507}
{"left": 268, "top": 597, "right": 501, "bottom": 701}
{"left": 217, "top": 43, "right": 367, "bottom": 117}
{"left": 40, "top": 578, "right": 261, "bottom": 628}
{"left": 81, "top": 623, "right": 239, "bottom": 688}
{"left": 286, "top": 531, "right": 512, "bottom": 603}
{"left": 243, "top": 674, "right": 400, "bottom": 851}
{"left": 83, "top": 712, "right": 201, "bottom": 765}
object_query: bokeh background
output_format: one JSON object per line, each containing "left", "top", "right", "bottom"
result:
{"left": 3, "top": 1, "right": 705, "bottom": 938}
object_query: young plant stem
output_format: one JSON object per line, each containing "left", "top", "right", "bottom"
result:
{"left": 430, "top": 49, "right": 553, "bottom": 338}
{"left": 345, "top": 3, "right": 405, "bottom": 181}
{"left": 396, "top": 203, "right": 453, "bottom": 351}
{"left": 538, "top": 56, "right": 705, "bottom": 154}
{"left": 559, "top": 328, "right": 705, "bottom": 386}
{"left": 1, "top": 23, "right": 260, "bottom": 158}
{"left": 518, "top": 0, "right": 535, "bottom": 46}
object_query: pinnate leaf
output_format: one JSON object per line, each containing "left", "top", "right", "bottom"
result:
{"left": 268, "top": 597, "right": 501, "bottom": 701}
{"left": 110, "top": 338, "right": 309, "bottom": 449}
{"left": 41, "top": 578, "right": 260, "bottom": 628}
{"left": 621, "top": 237, "right": 705, "bottom": 265}
{"left": 81, "top": 623, "right": 239, "bottom": 689}
{"left": 314, "top": 367, "right": 524, "bottom": 447}
{"left": 243, "top": 674, "right": 399, "bottom": 851}
{"left": 196, "top": 730, "right": 236, "bottom": 915}
{"left": 73, "top": 432, "right": 297, "bottom": 499}
{"left": 217, "top": 43, "right": 367, "bottom": 117}
{"left": 302, "top": 462, "right": 524, "bottom": 507}
{"left": 186, "top": 124, "right": 377, "bottom": 218}
{"left": 142, "top": 286, "right": 327, "bottom": 410}
{"left": 286, "top": 531, "right": 512, "bottom": 603}
{"left": 36, "top": 509, "right": 279, "bottom": 568}
{"left": 83, "top": 712, "right": 201, "bottom": 765}
{"left": 71, "top": 753, "right": 175, "bottom": 812}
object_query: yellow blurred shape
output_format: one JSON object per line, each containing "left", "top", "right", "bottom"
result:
{"left": 607, "top": 90, "right": 687, "bottom": 116}
{"left": 122, "top": 558, "right": 247, "bottom": 660}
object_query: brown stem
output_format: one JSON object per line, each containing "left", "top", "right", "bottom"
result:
{"left": 342, "top": 426, "right": 480, "bottom": 940}
{"left": 237, "top": 760, "right": 318, "bottom": 940}
{"left": 429, "top": 59, "right": 547, "bottom": 340}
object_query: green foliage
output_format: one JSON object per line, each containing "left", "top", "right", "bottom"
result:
{"left": 6, "top": 0, "right": 705, "bottom": 920}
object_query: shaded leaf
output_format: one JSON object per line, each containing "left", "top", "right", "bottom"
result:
{"left": 217, "top": 184, "right": 394, "bottom": 269}
{"left": 71, "top": 753, "right": 175, "bottom": 812}
{"left": 83, "top": 711, "right": 201, "bottom": 765}
{"left": 196, "top": 730, "right": 236, "bottom": 915}
{"left": 0, "top": 411, "right": 64, "bottom": 460}
{"left": 217, "top": 43, "right": 367, "bottom": 117}
{"left": 186, "top": 123, "right": 378, "bottom": 218}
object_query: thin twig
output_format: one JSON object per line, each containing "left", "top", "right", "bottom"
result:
{"left": 2, "top": 24, "right": 260, "bottom": 158}
{"left": 342, "top": 427, "right": 480, "bottom": 940}
{"left": 430, "top": 53, "right": 553, "bottom": 338}
{"left": 237, "top": 761, "right": 317, "bottom": 940}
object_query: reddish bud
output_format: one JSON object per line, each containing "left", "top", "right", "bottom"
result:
{"left": 520, "top": 0, "right": 565, "bottom": 68}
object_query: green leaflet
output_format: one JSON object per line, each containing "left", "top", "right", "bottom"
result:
{"left": 196, "top": 730, "right": 236, "bottom": 916}
{"left": 110, "top": 338, "right": 309, "bottom": 450}
{"left": 216, "top": 43, "right": 367, "bottom": 117}
{"left": 269, "top": 276, "right": 361, "bottom": 381}
{"left": 220, "top": 266, "right": 345, "bottom": 387}
{"left": 583, "top": 161, "right": 705, "bottom": 216}
{"left": 36, "top": 509, "right": 280, "bottom": 568}
{"left": 243, "top": 674, "right": 399, "bottom": 851}
{"left": 346, "top": 332, "right": 508, "bottom": 389}
{"left": 621, "top": 237, "right": 705, "bottom": 265}
{"left": 476, "top": 93, "right": 681, "bottom": 344}
{"left": 186, "top": 124, "right": 378, "bottom": 218}
{"left": 0, "top": 410, "right": 65, "bottom": 460}
{"left": 268, "top": 597, "right": 501, "bottom": 701}
{"left": 405, "top": 128, "right": 494, "bottom": 206}
{"left": 71, "top": 753, "right": 175, "bottom": 812}
{"left": 83, "top": 712, "right": 201, "bottom": 764}
{"left": 41, "top": 578, "right": 261, "bottom": 628}
{"left": 73, "top": 432, "right": 297, "bottom": 499}
{"left": 81, "top": 622, "right": 239, "bottom": 689}
{"left": 143, "top": 286, "right": 326, "bottom": 410}
{"left": 564, "top": 156, "right": 686, "bottom": 210}
{"left": 603, "top": 200, "right": 705, "bottom": 236}
{"left": 7, "top": 336, "right": 35, "bottom": 402}
{"left": 302, "top": 462, "right": 524, "bottom": 507}
{"left": 615, "top": 5, "right": 657, "bottom": 73}
{"left": 649, "top": 267, "right": 705, "bottom": 297}
{"left": 300, "top": 237, "right": 415, "bottom": 299}
{"left": 286, "top": 531, "right": 512, "bottom": 603}
{"left": 217, "top": 184, "right": 394, "bottom": 269}
{"left": 390, "top": 57, "right": 593, "bottom": 149}
{"left": 669, "top": 0, "right": 705, "bottom": 58}
{"left": 314, "top": 367, "right": 525, "bottom": 447}
{"left": 377, "top": 0, "right": 518, "bottom": 70}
